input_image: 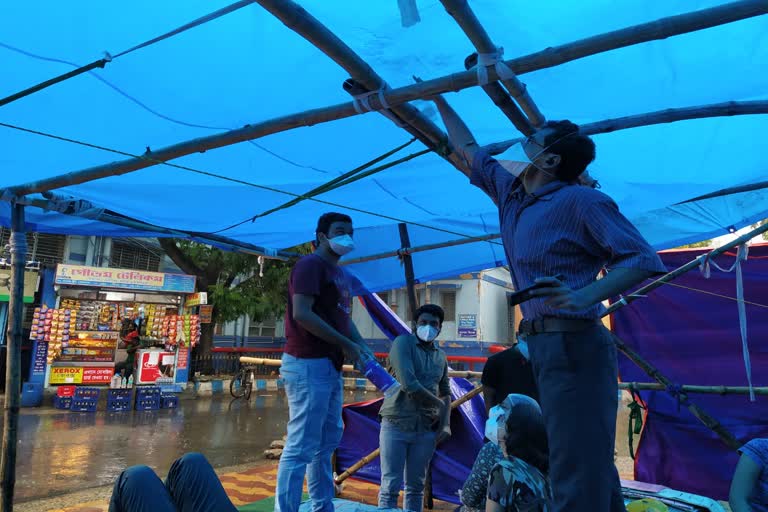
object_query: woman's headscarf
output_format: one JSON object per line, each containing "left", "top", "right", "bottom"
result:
{"left": 484, "top": 394, "right": 548, "bottom": 473}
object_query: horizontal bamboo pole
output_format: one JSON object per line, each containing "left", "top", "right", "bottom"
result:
{"left": 8, "top": 0, "right": 765, "bottom": 196}
{"left": 603, "top": 219, "right": 768, "bottom": 316}
{"left": 15, "top": 196, "right": 296, "bottom": 260}
{"left": 611, "top": 333, "right": 741, "bottom": 450}
{"left": 334, "top": 385, "right": 484, "bottom": 484}
{"left": 255, "top": 0, "right": 465, "bottom": 171}
{"left": 239, "top": 356, "right": 482, "bottom": 379}
{"left": 620, "top": 382, "right": 768, "bottom": 395}
{"left": 486, "top": 100, "right": 768, "bottom": 155}
{"left": 341, "top": 233, "right": 501, "bottom": 266}
{"left": 441, "top": 0, "right": 544, "bottom": 128}
{"left": 679, "top": 178, "right": 768, "bottom": 204}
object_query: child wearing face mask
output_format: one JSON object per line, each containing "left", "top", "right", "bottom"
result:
{"left": 377, "top": 304, "right": 451, "bottom": 512}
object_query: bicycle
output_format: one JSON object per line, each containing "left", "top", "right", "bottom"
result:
{"left": 230, "top": 365, "right": 256, "bottom": 400}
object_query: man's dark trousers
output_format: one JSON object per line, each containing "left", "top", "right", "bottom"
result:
{"left": 528, "top": 324, "right": 626, "bottom": 512}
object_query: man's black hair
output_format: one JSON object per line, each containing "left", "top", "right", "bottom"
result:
{"left": 541, "top": 120, "right": 596, "bottom": 182}
{"left": 414, "top": 304, "right": 444, "bottom": 324}
{"left": 315, "top": 212, "right": 352, "bottom": 243}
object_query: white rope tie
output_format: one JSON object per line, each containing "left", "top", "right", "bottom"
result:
{"left": 700, "top": 244, "right": 755, "bottom": 401}
{"left": 351, "top": 83, "right": 404, "bottom": 127}
{"left": 475, "top": 47, "right": 516, "bottom": 86}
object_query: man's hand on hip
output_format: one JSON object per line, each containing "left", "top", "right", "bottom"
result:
{"left": 530, "top": 276, "right": 594, "bottom": 312}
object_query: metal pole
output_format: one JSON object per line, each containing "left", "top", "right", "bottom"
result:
{"left": 0, "top": 203, "right": 26, "bottom": 511}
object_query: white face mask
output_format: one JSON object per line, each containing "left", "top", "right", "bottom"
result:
{"left": 327, "top": 234, "right": 355, "bottom": 256}
{"left": 485, "top": 403, "right": 506, "bottom": 445}
{"left": 499, "top": 141, "right": 534, "bottom": 166}
{"left": 416, "top": 325, "right": 439, "bottom": 343}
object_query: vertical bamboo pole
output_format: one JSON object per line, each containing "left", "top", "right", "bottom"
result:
{"left": 398, "top": 224, "right": 418, "bottom": 322}
{"left": 0, "top": 203, "right": 26, "bottom": 512}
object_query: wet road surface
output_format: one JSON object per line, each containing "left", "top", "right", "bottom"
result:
{"left": 10, "top": 390, "right": 373, "bottom": 503}
{"left": 6, "top": 390, "right": 633, "bottom": 504}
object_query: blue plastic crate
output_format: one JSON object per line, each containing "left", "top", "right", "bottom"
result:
{"left": 135, "top": 398, "right": 160, "bottom": 411}
{"left": 108, "top": 389, "right": 133, "bottom": 400}
{"left": 161, "top": 395, "right": 178, "bottom": 409}
{"left": 53, "top": 396, "right": 72, "bottom": 410}
{"left": 74, "top": 387, "right": 101, "bottom": 400}
{"left": 135, "top": 386, "right": 161, "bottom": 399}
{"left": 107, "top": 400, "right": 132, "bottom": 412}
{"left": 70, "top": 398, "right": 98, "bottom": 412}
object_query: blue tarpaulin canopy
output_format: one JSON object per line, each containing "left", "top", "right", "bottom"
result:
{"left": 1, "top": 0, "right": 767, "bottom": 290}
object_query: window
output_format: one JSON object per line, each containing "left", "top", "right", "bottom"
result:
{"left": 0, "top": 230, "right": 66, "bottom": 266}
{"left": 440, "top": 291, "right": 457, "bottom": 322}
{"left": 248, "top": 317, "right": 277, "bottom": 338}
{"left": 110, "top": 239, "right": 161, "bottom": 271}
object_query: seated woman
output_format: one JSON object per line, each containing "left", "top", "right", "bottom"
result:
{"left": 484, "top": 394, "right": 551, "bottom": 512}
{"left": 109, "top": 452, "right": 238, "bottom": 512}
{"left": 459, "top": 438, "right": 503, "bottom": 512}
{"left": 729, "top": 437, "right": 768, "bottom": 512}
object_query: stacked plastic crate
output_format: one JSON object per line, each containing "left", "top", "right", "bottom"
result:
{"left": 53, "top": 385, "right": 76, "bottom": 410}
{"left": 70, "top": 387, "right": 100, "bottom": 412}
{"left": 134, "top": 386, "right": 161, "bottom": 411}
{"left": 107, "top": 388, "right": 133, "bottom": 412}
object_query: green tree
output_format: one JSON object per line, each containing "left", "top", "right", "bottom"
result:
{"left": 754, "top": 219, "right": 768, "bottom": 241}
{"left": 678, "top": 240, "right": 712, "bottom": 249}
{"left": 158, "top": 239, "right": 309, "bottom": 358}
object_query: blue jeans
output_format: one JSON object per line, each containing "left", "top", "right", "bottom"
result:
{"left": 109, "top": 452, "right": 237, "bottom": 512}
{"left": 378, "top": 419, "right": 437, "bottom": 512}
{"left": 528, "top": 325, "right": 625, "bottom": 512}
{"left": 276, "top": 354, "right": 344, "bottom": 512}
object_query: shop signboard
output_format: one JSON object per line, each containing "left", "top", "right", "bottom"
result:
{"left": 82, "top": 368, "right": 114, "bottom": 384}
{"left": 50, "top": 366, "right": 83, "bottom": 384}
{"left": 185, "top": 292, "right": 208, "bottom": 308}
{"left": 30, "top": 341, "right": 48, "bottom": 383}
{"left": 199, "top": 305, "right": 213, "bottom": 324}
{"left": 50, "top": 366, "right": 114, "bottom": 385}
{"left": 458, "top": 314, "right": 477, "bottom": 338}
{"left": 55, "top": 264, "right": 196, "bottom": 294}
{"left": 176, "top": 348, "right": 189, "bottom": 370}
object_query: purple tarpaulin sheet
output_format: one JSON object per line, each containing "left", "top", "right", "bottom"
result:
{"left": 614, "top": 243, "right": 768, "bottom": 500}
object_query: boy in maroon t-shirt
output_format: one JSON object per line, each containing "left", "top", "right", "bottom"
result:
{"left": 275, "top": 212, "right": 373, "bottom": 512}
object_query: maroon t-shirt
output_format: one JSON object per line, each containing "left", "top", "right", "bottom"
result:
{"left": 284, "top": 254, "right": 351, "bottom": 371}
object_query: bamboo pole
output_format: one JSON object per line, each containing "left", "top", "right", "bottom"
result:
{"left": 8, "top": 0, "right": 765, "bottom": 196}
{"left": 13, "top": 195, "right": 297, "bottom": 260}
{"left": 611, "top": 333, "right": 741, "bottom": 450}
{"left": 440, "top": 0, "right": 544, "bottom": 128}
{"left": 334, "top": 385, "right": 484, "bottom": 485}
{"left": 239, "top": 356, "right": 480, "bottom": 379}
{"left": 620, "top": 383, "right": 768, "bottom": 395}
{"left": 596, "top": 224, "right": 768, "bottom": 452}
{"left": 0, "top": 203, "right": 26, "bottom": 511}
{"left": 485, "top": 100, "right": 768, "bottom": 155}
{"left": 603, "top": 219, "right": 768, "bottom": 317}
{"left": 341, "top": 233, "right": 501, "bottom": 266}
{"left": 254, "top": 0, "right": 466, "bottom": 172}
{"left": 399, "top": 224, "right": 419, "bottom": 322}
{"left": 679, "top": 178, "right": 768, "bottom": 204}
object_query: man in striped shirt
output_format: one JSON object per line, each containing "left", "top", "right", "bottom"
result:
{"left": 432, "top": 97, "right": 666, "bottom": 512}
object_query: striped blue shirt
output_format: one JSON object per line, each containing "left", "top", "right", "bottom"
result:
{"left": 471, "top": 150, "right": 666, "bottom": 321}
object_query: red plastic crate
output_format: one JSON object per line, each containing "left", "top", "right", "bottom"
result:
{"left": 57, "top": 385, "right": 76, "bottom": 398}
